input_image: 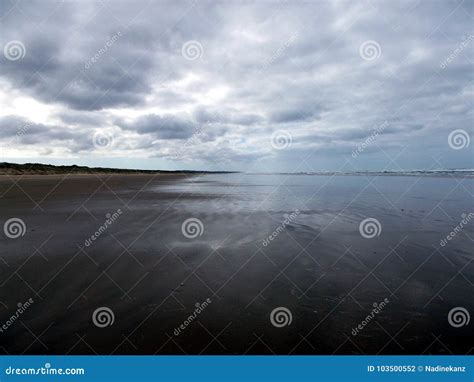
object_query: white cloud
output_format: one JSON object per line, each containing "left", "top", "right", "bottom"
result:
{"left": 0, "top": 0, "right": 472, "bottom": 171}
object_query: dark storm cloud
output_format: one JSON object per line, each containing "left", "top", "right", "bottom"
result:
{"left": 193, "top": 107, "right": 263, "bottom": 125}
{"left": 269, "top": 106, "right": 321, "bottom": 124}
{"left": 0, "top": 115, "right": 44, "bottom": 138}
{"left": 118, "top": 114, "right": 196, "bottom": 140}
{"left": 0, "top": 115, "right": 86, "bottom": 145}
{"left": 0, "top": 1, "right": 156, "bottom": 110}
{"left": 56, "top": 110, "right": 106, "bottom": 126}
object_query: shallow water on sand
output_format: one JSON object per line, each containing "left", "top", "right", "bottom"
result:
{"left": 0, "top": 174, "right": 472, "bottom": 354}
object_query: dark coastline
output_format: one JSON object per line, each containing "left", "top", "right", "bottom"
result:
{"left": 0, "top": 162, "right": 238, "bottom": 176}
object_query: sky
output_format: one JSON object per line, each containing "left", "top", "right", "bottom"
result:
{"left": 0, "top": 0, "right": 472, "bottom": 172}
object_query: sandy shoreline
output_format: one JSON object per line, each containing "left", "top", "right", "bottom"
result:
{"left": 0, "top": 174, "right": 472, "bottom": 354}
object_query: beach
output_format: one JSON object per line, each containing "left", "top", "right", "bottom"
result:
{"left": 0, "top": 173, "right": 472, "bottom": 355}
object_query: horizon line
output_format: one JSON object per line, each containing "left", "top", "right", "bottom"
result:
{"left": 1, "top": 161, "right": 473, "bottom": 175}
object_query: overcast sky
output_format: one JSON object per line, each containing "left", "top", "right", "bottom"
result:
{"left": 0, "top": 0, "right": 472, "bottom": 172}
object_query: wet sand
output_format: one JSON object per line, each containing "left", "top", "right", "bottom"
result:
{"left": 0, "top": 174, "right": 472, "bottom": 354}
